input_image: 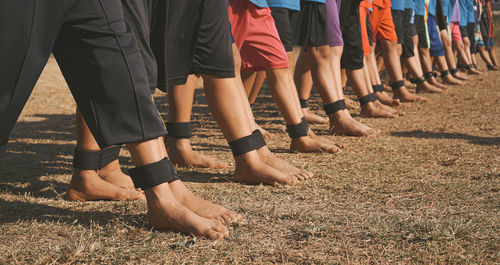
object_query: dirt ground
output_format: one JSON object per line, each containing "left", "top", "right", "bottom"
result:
{"left": 0, "top": 49, "right": 499, "bottom": 264}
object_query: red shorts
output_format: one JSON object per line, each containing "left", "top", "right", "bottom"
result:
{"left": 360, "top": 6, "right": 371, "bottom": 55}
{"left": 450, "top": 22, "right": 462, "bottom": 41}
{"left": 370, "top": 5, "right": 398, "bottom": 43}
{"left": 228, "top": 0, "right": 289, "bottom": 72}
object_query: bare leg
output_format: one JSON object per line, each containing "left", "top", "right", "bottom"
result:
{"left": 404, "top": 55, "right": 446, "bottom": 93}
{"left": 366, "top": 44, "right": 401, "bottom": 106}
{"left": 346, "top": 67, "right": 397, "bottom": 118}
{"left": 381, "top": 39, "right": 427, "bottom": 102}
{"left": 203, "top": 75, "right": 300, "bottom": 186}
{"left": 440, "top": 29, "right": 468, "bottom": 80}
{"left": 295, "top": 45, "right": 377, "bottom": 136}
{"left": 166, "top": 75, "right": 228, "bottom": 169}
{"left": 125, "top": 139, "right": 230, "bottom": 240}
{"left": 488, "top": 46, "right": 498, "bottom": 67}
{"left": 293, "top": 50, "right": 331, "bottom": 123}
{"left": 66, "top": 109, "right": 143, "bottom": 202}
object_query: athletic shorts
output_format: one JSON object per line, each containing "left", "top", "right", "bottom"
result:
{"left": 163, "top": 0, "right": 235, "bottom": 88}
{"left": 326, "top": 0, "right": 344, "bottom": 46}
{"left": 122, "top": 0, "right": 158, "bottom": 93}
{"left": 229, "top": 0, "right": 289, "bottom": 72}
{"left": 459, "top": 26, "right": 468, "bottom": 39}
{"left": 339, "top": 0, "right": 363, "bottom": 70}
{"left": 467, "top": 23, "right": 477, "bottom": 53}
{"left": 360, "top": 5, "right": 371, "bottom": 55}
{"left": 391, "top": 9, "right": 404, "bottom": 44}
{"left": 401, "top": 8, "right": 415, "bottom": 58}
{"left": 475, "top": 23, "right": 485, "bottom": 48}
{"left": 410, "top": 23, "right": 417, "bottom": 37}
{"left": 488, "top": 37, "right": 495, "bottom": 49}
{"left": 435, "top": 0, "right": 447, "bottom": 30}
{"left": 427, "top": 15, "right": 445, "bottom": 57}
{"left": 415, "top": 15, "right": 429, "bottom": 49}
{"left": 295, "top": 1, "right": 330, "bottom": 47}
{"left": 370, "top": 5, "right": 398, "bottom": 43}
{"left": 0, "top": 0, "right": 167, "bottom": 154}
{"left": 450, "top": 22, "right": 462, "bottom": 41}
{"left": 270, "top": 7, "right": 299, "bottom": 52}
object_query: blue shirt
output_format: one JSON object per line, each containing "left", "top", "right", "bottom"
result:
{"left": 415, "top": 0, "right": 426, "bottom": 15}
{"left": 466, "top": 0, "right": 474, "bottom": 23}
{"left": 428, "top": 0, "right": 437, "bottom": 16}
{"left": 458, "top": 0, "right": 468, "bottom": 26}
{"left": 441, "top": 0, "right": 449, "bottom": 17}
{"left": 249, "top": 0, "right": 269, "bottom": 7}
{"left": 267, "top": 0, "right": 300, "bottom": 11}
{"left": 304, "top": 0, "right": 326, "bottom": 3}
{"left": 391, "top": 0, "right": 405, "bottom": 10}
{"left": 405, "top": 0, "right": 416, "bottom": 10}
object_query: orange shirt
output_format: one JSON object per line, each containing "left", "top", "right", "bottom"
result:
{"left": 372, "top": 0, "right": 392, "bottom": 8}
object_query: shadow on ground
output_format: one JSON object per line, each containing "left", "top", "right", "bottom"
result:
{"left": 391, "top": 130, "right": 500, "bottom": 146}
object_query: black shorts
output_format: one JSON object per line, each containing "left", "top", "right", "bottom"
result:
{"left": 459, "top": 26, "right": 468, "bottom": 39}
{"left": 159, "top": 0, "right": 235, "bottom": 89}
{"left": 294, "top": 1, "right": 329, "bottom": 47}
{"left": 392, "top": 9, "right": 404, "bottom": 44}
{"left": 415, "top": 15, "right": 429, "bottom": 49}
{"left": 410, "top": 23, "right": 417, "bottom": 37}
{"left": 0, "top": 0, "right": 166, "bottom": 155}
{"left": 435, "top": 0, "right": 447, "bottom": 30}
{"left": 467, "top": 22, "right": 476, "bottom": 53}
{"left": 270, "top": 7, "right": 299, "bottom": 52}
{"left": 339, "top": 0, "right": 363, "bottom": 70}
{"left": 122, "top": 0, "right": 158, "bottom": 93}
{"left": 401, "top": 8, "right": 415, "bottom": 58}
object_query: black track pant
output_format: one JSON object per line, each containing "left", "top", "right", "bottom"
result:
{"left": 0, "top": 0, "right": 166, "bottom": 156}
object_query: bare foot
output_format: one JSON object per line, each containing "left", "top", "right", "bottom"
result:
{"left": 302, "top": 108, "right": 329, "bottom": 124}
{"left": 375, "top": 91, "right": 401, "bottom": 107}
{"left": 290, "top": 135, "right": 343, "bottom": 153}
{"left": 374, "top": 100, "right": 405, "bottom": 116}
{"left": 256, "top": 124, "right": 271, "bottom": 138}
{"left": 169, "top": 180, "right": 242, "bottom": 224}
{"left": 67, "top": 169, "right": 144, "bottom": 201}
{"left": 256, "top": 147, "right": 313, "bottom": 181}
{"left": 360, "top": 102, "right": 398, "bottom": 118}
{"left": 393, "top": 87, "right": 428, "bottom": 102}
{"left": 468, "top": 68, "right": 481, "bottom": 75}
{"left": 443, "top": 75, "right": 464, "bottom": 85}
{"left": 308, "top": 129, "right": 345, "bottom": 149}
{"left": 234, "top": 153, "right": 300, "bottom": 185}
{"left": 166, "top": 137, "right": 228, "bottom": 169}
{"left": 146, "top": 183, "right": 229, "bottom": 240}
{"left": 426, "top": 77, "right": 447, "bottom": 89}
{"left": 416, "top": 82, "right": 447, "bottom": 94}
{"left": 98, "top": 160, "right": 136, "bottom": 190}
{"left": 453, "top": 71, "right": 469, "bottom": 80}
{"left": 345, "top": 97, "right": 360, "bottom": 110}
{"left": 328, "top": 110, "right": 378, "bottom": 137}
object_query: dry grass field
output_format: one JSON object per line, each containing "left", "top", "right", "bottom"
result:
{"left": 0, "top": 50, "right": 499, "bottom": 264}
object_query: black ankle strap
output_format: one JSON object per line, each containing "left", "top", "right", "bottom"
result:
{"left": 465, "top": 64, "right": 472, "bottom": 70}
{"left": 441, "top": 70, "right": 450, "bottom": 77}
{"left": 414, "top": 77, "right": 426, "bottom": 84}
{"left": 390, "top": 80, "right": 405, "bottom": 90}
{"left": 450, "top": 68, "right": 458, "bottom": 75}
{"left": 423, "top": 72, "right": 435, "bottom": 79}
{"left": 359, "top": 93, "right": 378, "bottom": 106}
{"left": 252, "top": 129, "right": 267, "bottom": 150}
{"left": 299, "top": 99, "right": 309, "bottom": 109}
{"left": 372, "top": 84, "right": 385, "bottom": 93}
{"left": 324, "top": 99, "right": 347, "bottom": 115}
{"left": 229, "top": 131, "right": 266, "bottom": 157}
{"left": 129, "top": 158, "right": 178, "bottom": 190}
{"left": 73, "top": 146, "right": 121, "bottom": 170}
{"left": 166, "top": 122, "right": 192, "bottom": 139}
{"left": 286, "top": 117, "right": 309, "bottom": 138}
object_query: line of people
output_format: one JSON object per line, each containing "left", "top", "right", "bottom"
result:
{"left": 0, "top": 0, "right": 497, "bottom": 240}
